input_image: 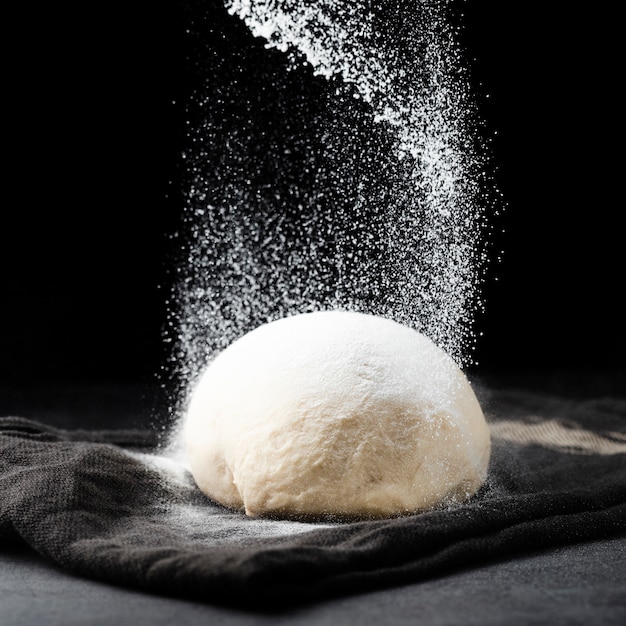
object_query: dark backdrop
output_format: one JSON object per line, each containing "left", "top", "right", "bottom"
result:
{"left": 2, "top": 2, "right": 623, "bottom": 394}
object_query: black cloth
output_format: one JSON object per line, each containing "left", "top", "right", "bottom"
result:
{"left": 1, "top": 389, "right": 625, "bottom": 609}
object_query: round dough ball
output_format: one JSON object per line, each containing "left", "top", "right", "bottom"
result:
{"left": 184, "top": 310, "right": 490, "bottom": 519}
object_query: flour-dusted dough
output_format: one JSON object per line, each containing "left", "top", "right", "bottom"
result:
{"left": 184, "top": 310, "right": 490, "bottom": 519}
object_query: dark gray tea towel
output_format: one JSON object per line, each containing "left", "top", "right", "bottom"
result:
{"left": 1, "top": 390, "right": 625, "bottom": 608}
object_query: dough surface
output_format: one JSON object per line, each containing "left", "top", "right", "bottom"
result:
{"left": 184, "top": 310, "right": 490, "bottom": 519}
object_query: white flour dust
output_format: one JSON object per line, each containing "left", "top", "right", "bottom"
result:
{"left": 129, "top": 449, "right": 335, "bottom": 542}
{"left": 165, "top": 0, "right": 498, "bottom": 421}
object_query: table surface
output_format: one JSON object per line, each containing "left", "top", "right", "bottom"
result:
{"left": 2, "top": 536, "right": 625, "bottom": 626}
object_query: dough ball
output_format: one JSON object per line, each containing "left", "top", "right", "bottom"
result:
{"left": 184, "top": 310, "right": 490, "bottom": 519}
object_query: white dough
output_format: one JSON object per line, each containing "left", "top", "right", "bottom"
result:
{"left": 184, "top": 310, "right": 490, "bottom": 519}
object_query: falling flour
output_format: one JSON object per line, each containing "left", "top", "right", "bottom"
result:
{"left": 164, "top": 0, "right": 498, "bottom": 429}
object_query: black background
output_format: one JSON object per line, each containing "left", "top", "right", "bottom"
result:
{"left": 2, "top": 2, "right": 623, "bottom": 396}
